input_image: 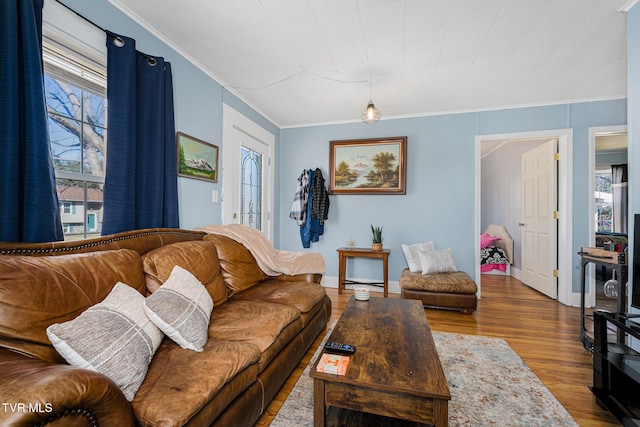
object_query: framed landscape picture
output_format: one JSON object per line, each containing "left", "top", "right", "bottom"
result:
{"left": 329, "top": 136, "right": 407, "bottom": 194}
{"left": 177, "top": 132, "right": 218, "bottom": 183}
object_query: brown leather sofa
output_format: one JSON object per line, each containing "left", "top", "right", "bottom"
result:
{"left": 0, "top": 228, "right": 331, "bottom": 426}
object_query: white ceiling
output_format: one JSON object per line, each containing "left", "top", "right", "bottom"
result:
{"left": 109, "top": 0, "right": 630, "bottom": 128}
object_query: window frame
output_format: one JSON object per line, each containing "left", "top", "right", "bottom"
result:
{"left": 42, "top": 13, "right": 107, "bottom": 240}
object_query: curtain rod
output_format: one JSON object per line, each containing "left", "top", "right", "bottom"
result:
{"left": 52, "top": 0, "right": 166, "bottom": 64}
{"left": 53, "top": 0, "right": 106, "bottom": 33}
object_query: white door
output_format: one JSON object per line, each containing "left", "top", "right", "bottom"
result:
{"left": 222, "top": 106, "right": 274, "bottom": 241}
{"left": 521, "top": 139, "right": 558, "bottom": 299}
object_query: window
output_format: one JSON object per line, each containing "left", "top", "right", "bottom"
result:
{"left": 240, "top": 146, "right": 263, "bottom": 231}
{"left": 43, "top": 43, "right": 107, "bottom": 241}
{"left": 595, "top": 170, "right": 613, "bottom": 233}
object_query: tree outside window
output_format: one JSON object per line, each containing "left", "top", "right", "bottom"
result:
{"left": 43, "top": 45, "right": 106, "bottom": 240}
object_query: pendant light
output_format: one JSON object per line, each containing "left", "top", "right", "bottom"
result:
{"left": 361, "top": 80, "right": 381, "bottom": 124}
{"left": 361, "top": 100, "right": 381, "bottom": 124}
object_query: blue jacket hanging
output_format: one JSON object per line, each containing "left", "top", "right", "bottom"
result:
{"left": 292, "top": 168, "right": 329, "bottom": 248}
{"left": 300, "top": 169, "right": 320, "bottom": 247}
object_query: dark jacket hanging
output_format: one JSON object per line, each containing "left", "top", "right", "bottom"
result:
{"left": 311, "top": 168, "right": 330, "bottom": 225}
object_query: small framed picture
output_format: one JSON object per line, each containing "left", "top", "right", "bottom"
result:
{"left": 329, "top": 136, "right": 407, "bottom": 194}
{"left": 177, "top": 132, "right": 218, "bottom": 183}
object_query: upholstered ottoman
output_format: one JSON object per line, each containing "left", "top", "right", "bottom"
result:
{"left": 399, "top": 269, "right": 477, "bottom": 313}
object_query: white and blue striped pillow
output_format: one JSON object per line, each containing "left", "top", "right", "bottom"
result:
{"left": 46, "top": 282, "right": 163, "bottom": 401}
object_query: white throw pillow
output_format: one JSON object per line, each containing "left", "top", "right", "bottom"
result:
{"left": 144, "top": 265, "right": 213, "bottom": 352}
{"left": 418, "top": 248, "right": 457, "bottom": 275}
{"left": 401, "top": 242, "right": 435, "bottom": 272}
{"left": 46, "top": 282, "right": 163, "bottom": 401}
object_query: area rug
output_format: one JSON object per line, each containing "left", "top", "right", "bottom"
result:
{"left": 270, "top": 325, "right": 577, "bottom": 426}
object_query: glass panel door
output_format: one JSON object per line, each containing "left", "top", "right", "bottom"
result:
{"left": 241, "top": 147, "right": 262, "bottom": 231}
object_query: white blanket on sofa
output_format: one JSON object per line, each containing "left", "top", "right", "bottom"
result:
{"left": 195, "top": 224, "right": 326, "bottom": 276}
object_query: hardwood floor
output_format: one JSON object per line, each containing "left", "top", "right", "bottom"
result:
{"left": 255, "top": 275, "right": 620, "bottom": 426}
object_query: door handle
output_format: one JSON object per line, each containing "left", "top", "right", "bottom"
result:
{"left": 233, "top": 213, "right": 237, "bottom": 219}
{"left": 518, "top": 223, "right": 526, "bottom": 227}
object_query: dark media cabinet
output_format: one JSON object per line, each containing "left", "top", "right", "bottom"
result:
{"left": 592, "top": 311, "right": 640, "bottom": 426}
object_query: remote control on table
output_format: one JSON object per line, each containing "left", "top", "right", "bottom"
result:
{"left": 324, "top": 342, "right": 356, "bottom": 355}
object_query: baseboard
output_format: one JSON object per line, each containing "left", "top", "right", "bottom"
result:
{"left": 321, "top": 275, "right": 401, "bottom": 295}
{"left": 511, "top": 266, "right": 522, "bottom": 280}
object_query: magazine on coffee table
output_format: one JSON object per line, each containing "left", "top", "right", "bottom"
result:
{"left": 316, "top": 353, "right": 350, "bottom": 375}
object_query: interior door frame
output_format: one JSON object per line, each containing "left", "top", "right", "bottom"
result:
{"left": 587, "top": 125, "right": 628, "bottom": 307}
{"left": 475, "top": 129, "right": 573, "bottom": 305}
{"left": 222, "top": 104, "right": 275, "bottom": 241}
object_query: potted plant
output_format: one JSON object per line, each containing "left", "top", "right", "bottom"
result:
{"left": 370, "top": 225, "right": 383, "bottom": 251}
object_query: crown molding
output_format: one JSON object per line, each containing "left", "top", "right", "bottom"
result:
{"left": 620, "top": 0, "right": 640, "bottom": 12}
{"left": 106, "top": 0, "right": 281, "bottom": 128}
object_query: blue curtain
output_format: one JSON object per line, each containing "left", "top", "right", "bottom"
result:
{"left": 102, "top": 32, "right": 179, "bottom": 235}
{"left": 0, "top": 0, "right": 64, "bottom": 242}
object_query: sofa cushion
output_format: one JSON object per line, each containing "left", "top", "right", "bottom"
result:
{"left": 132, "top": 338, "right": 261, "bottom": 426}
{"left": 144, "top": 266, "right": 213, "bottom": 352}
{"left": 46, "top": 282, "right": 164, "bottom": 401}
{"left": 142, "top": 240, "right": 228, "bottom": 307}
{"left": 208, "top": 300, "right": 301, "bottom": 370}
{"left": 0, "top": 249, "right": 146, "bottom": 363}
{"left": 203, "top": 234, "right": 269, "bottom": 295}
{"left": 232, "top": 279, "right": 326, "bottom": 328}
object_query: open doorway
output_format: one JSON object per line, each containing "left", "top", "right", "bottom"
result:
{"left": 475, "top": 129, "right": 573, "bottom": 305}
{"left": 587, "top": 126, "right": 628, "bottom": 310}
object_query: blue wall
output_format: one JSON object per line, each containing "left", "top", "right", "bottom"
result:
{"left": 60, "top": 0, "right": 629, "bottom": 297}
{"left": 280, "top": 100, "right": 627, "bottom": 293}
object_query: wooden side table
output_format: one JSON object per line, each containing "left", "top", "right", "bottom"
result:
{"left": 337, "top": 247, "right": 391, "bottom": 297}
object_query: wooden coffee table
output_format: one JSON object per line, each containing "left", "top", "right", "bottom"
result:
{"left": 310, "top": 296, "right": 450, "bottom": 426}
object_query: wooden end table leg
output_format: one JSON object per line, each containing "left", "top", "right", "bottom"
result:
{"left": 383, "top": 254, "right": 389, "bottom": 297}
{"left": 338, "top": 253, "right": 345, "bottom": 294}
{"left": 313, "top": 379, "right": 325, "bottom": 427}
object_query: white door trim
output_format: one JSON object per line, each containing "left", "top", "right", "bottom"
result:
{"left": 587, "top": 125, "right": 628, "bottom": 307}
{"left": 222, "top": 105, "right": 275, "bottom": 241}
{"left": 475, "top": 128, "right": 574, "bottom": 305}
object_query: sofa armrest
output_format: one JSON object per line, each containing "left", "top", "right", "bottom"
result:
{"left": 0, "top": 349, "right": 136, "bottom": 426}
{"left": 275, "top": 273, "right": 322, "bottom": 284}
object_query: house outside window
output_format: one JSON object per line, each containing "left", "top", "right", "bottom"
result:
{"left": 43, "top": 43, "right": 106, "bottom": 241}
{"left": 595, "top": 171, "right": 613, "bottom": 233}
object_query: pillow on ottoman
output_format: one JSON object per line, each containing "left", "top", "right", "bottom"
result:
{"left": 418, "top": 248, "right": 457, "bottom": 274}
{"left": 401, "top": 242, "right": 435, "bottom": 272}
{"left": 144, "top": 266, "right": 213, "bottom": 352}
{"left": 46, "top": 282, "right": 163, "bottom": 401}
